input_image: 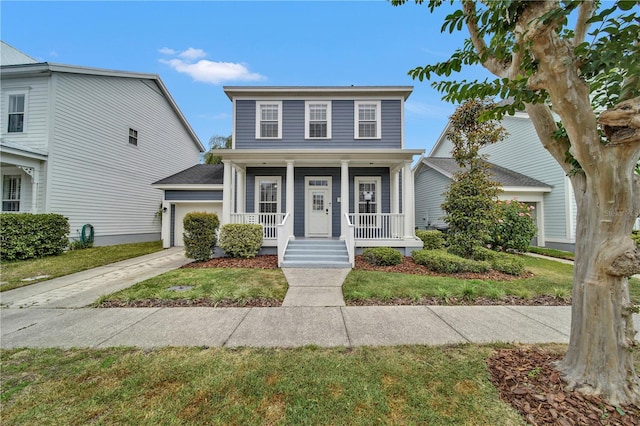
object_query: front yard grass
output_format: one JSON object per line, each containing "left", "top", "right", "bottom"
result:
{"left": 95, "top": 268, "right": 288, "bottom": 306}
{"left": 0, "top": 345, "right": 526, "bottom": 425}
{"left": 1, "top": 241, "right": 163, "bottom": 292}
{"left": 343, "top": 255, "right": 640, "bottom": 304}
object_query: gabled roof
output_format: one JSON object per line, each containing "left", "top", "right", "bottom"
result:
{"left": 0, "top": 46, "right": 205, "bottom": 153}
{"left": 0, "top": 41, "right": 38, "bottom": 65}
{"left": 223, "top": 86, "right": 413, "bottom": 101}
{"left": 152, "top": 164, "right": 224, "bottom": 186}
{"left": 418, "top": 157, "right": 552, "bottom": 190}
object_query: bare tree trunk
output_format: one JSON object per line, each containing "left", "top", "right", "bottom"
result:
{"left": 559, "top": 152, "right": 640, "bottom": 406}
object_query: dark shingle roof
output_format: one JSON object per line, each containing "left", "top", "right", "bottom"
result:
{"left": 423, "top": 157, "right": 551, "bottom": 188}
{"left": 153, "top": 164, "right": 224, "bottom": 185}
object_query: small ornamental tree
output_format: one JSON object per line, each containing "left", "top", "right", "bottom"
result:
{"left": 441, "top": 99, "right": 506, "bottom": 258}
{"left": 183, "top": 212, "right": 220, "bottom": 261}
{"left": 489, "top": 199, "right": 537, "bottom": 252}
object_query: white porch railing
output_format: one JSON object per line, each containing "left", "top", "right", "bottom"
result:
{"left": 230, "top": 213, "right": 285, "bottom": 240}
{"left": 276, "top": 212, "right": 292, "bottom": 266}
{"left": 348, "top": 213, "right": 404, "bottom": 240}
{"left": 343, "top": 212, "right": 355, "bottom": 267}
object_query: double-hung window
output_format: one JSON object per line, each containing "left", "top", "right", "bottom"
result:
{"left": 305, "top": 101, "right": 331, "bottom": 139}
{"left": 2, "top": 175, "right": 21, "bottom": 212}
{"left": 7, "top": 93, "right": 26, "bottom": 133}
{"left": 354, "top": 101, "right": 381, "bottom": 139}
{"left": 256, "top": 101, "right": 282, "bottom": 139}
{"left": 256, "top": 176, "right": 281, "bottom": 214}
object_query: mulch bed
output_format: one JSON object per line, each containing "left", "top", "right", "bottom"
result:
{"left": 182, "top": 255, "right": 279, "bottom": 270}
{"left": 488, "top": 347, "right": 640, "bottom": 425}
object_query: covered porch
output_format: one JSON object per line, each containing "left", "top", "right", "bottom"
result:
{"left": 218, "top": 149, "right": 424, "bottom": 267}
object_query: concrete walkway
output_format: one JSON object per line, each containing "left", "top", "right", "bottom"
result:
{"left": 2, "top": 248, "right": 639, "bottom": 350}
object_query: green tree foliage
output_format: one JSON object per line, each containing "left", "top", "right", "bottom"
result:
{"left": 183, "top": 212, "right": 220, "bottom": 261}
{"left": 441, "top": 99, "right": 505, "bottom": 258}
{"left": 203, "top": 135, "right": 232, "bottom": 165}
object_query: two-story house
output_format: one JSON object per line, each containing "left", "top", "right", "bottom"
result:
{"left": 153, "top": 86, "right": 425, "bottom": 267}
{"left": 0, "top": 41, "right": 204, "bottom": 245}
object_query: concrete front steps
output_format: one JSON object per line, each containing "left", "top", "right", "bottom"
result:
{"left": 281, "top": 239, "right": 351, "bottom": 269}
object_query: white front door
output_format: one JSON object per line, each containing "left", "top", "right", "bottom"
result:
{"left": 305, "top": 177, "right": 332, "bottom": 237}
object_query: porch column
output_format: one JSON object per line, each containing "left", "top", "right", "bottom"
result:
{"left": 402, "top": 160, "right": 415, "bottom": 239}
{"left": 390, "top": 167, "right": 399, "bottom": 214}
{"left": 236, "top": 167, "right": 245, "bottom": 214}
{"left": 340, "top": 160, "right": 350, "bottom": 238}
{"left": 222, "top": 160, "right": 232, "bottom": 225}
{"left": 18, "top": 166, "right": 39, "bottom": 213}
{"left": 286, "top": 160, "right": 294, "bottom": 215}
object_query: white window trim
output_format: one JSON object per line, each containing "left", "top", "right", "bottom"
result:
{"left": 128, "top": 127, "right": 139, "bottom": 147}
{"left": 4, "top": 90, "right": 29, "bottom": 134}
{"left": 354, "top": 100, "right": 381, "bottom": 140}
{"left": 254, "top": 176, "right": 282, "bottom": 213}
{"left": 255, "top": 101, "right": 283, "bottom": 139}
{"left": 2, "top": 174, "right": 22, "bottom": 212}
{"left": 354, "top": 176, "right": 381, "bottom": 214}
{"left": 305, "top": 100, "right": 332, "bottom": 139}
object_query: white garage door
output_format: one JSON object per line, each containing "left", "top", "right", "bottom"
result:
{"left": 173, "top": 203, "right": 222, "bottom": 246}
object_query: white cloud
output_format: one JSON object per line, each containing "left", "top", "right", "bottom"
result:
{"left": 405, "top": 100, "right": 451, "bottom": 119}
{"left": 158, "top": 47, "right": 177, "bottom": 55}
{"left": 179, "top": 47, "right": 207, "bottom": 60}
{"left": 159, "top": 47, "right": 265, "bottom": 85}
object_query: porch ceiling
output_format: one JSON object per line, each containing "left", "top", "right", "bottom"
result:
{"left": 217, "top": 149, "right": 424, "bottom": 168}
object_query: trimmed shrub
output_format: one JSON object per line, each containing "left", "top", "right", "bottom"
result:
{"left": 362, "top": 247, "right": 403, "bottom": 266}
{"left": 0, "top": 213, "right": 69, "bottom": 261}
{"left": 490, "top": 253, "right": 526, "bottom": 276}
{"left": 415, "top": 230, "right": 445, "bottom": 250}
{"left": 183, "top": 212, "right": 220, "bottom": 261}
{"left": 218, "top": 224, "right": 263, "bottom": 258}
{"left": 470, "top": 246, "right": 499, "bottom": 262}
{"left": 412, "top": 249, "right": 490, "bottom": 274}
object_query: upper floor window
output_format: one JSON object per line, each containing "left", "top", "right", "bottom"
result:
{"left": 7, "top": 94, "right": 26, "bottom": 133}
{"left": 129, "top": 128, "right": 138, "bottom": 146}
{"left": 354, "top": 101, "right": 381, "bottom": 139}
{"left": 256, "top": 101, "right": 282, "bottom": 139}
{"left": 2, "top": 175, "right": 21, "bottom": 212}
{"left": 305, "top": 101, "right": 331, "bottom": 139}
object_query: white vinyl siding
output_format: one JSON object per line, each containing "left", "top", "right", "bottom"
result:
{"left": 255, "top": 176, "right": 281, "bottom": 213}
{"left": 354, "top": 101, "right": 381, "bottom": 139}
{"left": 256, "top": 101, "right": 282, "bottom": 139}
{"left": 305, "top": 101, "right": 331, "bottom": 139}
{"left": 48, "top": 72, "right": 201, "bottom": 239}
{"left": 1, "top": 77, "right": 48, "bottom": 151}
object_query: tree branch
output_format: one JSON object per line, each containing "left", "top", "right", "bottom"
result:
{"left": 525, "top": 102, "right": 573, "bottom": 175}
{"left": 462, "top": 0, "right": 508, "bottom": 78}
{"left": 573, "top": 0, "right": 596, "bottom": 47}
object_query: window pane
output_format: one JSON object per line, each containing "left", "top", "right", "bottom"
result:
{"left": 309, "top": 123, "right": 327, "bottom": 138}
{"left": 359, "top": 122, "right": 376, "bottom": 138}
{"left": 359, "top": 104, "right": 376, "bottom": 120}
{"left": 9, "top": 95, "right": 25, "bottom": 113}
{"left": 261, "top": 122, "right": 278, "bottom": 138}
{"left": 261, "top": 105, "right": 278, "bottom": 121}
{"left": 7, "top": 114, "right": 24, "bottom": 133}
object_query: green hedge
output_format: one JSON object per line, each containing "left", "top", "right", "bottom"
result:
{"left": 412, "top": 249, "right": 490, "bottom": 274}
{"left": 362, "top": 247, "right": 403, "bottom": 266}
{"left": 183, "top": 212, "right": 220, "bottom": 261}
{"left": 415, "top": 230, "right": 446, "bottom": 250}
{"left": 0, "top": 213, "right": 69, "bottom": 261}
{"left": 218, "top": 224, "right": 263, "bottom": 258}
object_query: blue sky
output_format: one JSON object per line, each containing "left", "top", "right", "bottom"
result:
{"left": 2, "top": 1, "right": 492, "bottom": 155}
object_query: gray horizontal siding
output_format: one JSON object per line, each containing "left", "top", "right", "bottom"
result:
{"left": 414, "top": 167, "right": 450, "bottom": 229}
{"left": 245, "top": 167, "right": 287, "bottom": 213}
{"left": 235, "top": 99, "right": 402, "bottom": 149}
{"left": 165, "top": 190, "right": 222, "bottom": 201}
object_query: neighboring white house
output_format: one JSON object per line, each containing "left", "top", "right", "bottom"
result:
{"left": 415, "top": 111, "right": 578, "bottom": 252}
{"left": 154, "top": 86, "right": 425, "bottom": 267}
{"left": 0, "top": 41, "right": 204, "bottom": 245}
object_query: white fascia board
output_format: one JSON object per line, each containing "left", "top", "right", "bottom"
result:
{"left": 152, "top": 184, "right": 224, "bottom": 190}
{"left": 223, "top": 86, "right": 414, "bottom": 101}
{"left": 428, "top": 121, "right": 453, "bottom": 157}
{"left": 501, "top": 186, "right": 552, "bottom": 193}
{"left": 0, "top": 143, "right": 48, "bottom": 161}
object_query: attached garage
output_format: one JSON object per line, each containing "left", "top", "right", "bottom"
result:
{"left": 152, "top": 164, "right": 224, "bottom": 248}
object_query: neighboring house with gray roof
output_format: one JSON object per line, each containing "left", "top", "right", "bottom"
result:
{"left": 0, "top": 42, "right": 204, "bottom": 245}
{"left": 415, "top": 111, "right": 577, "bottom": 251}
{"left": 152, "top": 164, "right": 223, "bottom": 247}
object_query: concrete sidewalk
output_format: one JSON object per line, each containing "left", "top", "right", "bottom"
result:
{"left": 2, "top": 248, "right": 639, "bottom": 350}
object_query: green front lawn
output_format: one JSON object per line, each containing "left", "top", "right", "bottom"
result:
{"left": 1, "top": 241, "right": 164, "bottom": 292}
{"left": 343, "top": 255, "right": 640, "bottom": 304}
{"left": 1, "top": 345, "right": 525, "bottom": 425}
{"left": 96, "top": 267, "right": 288, "bottom": 306}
